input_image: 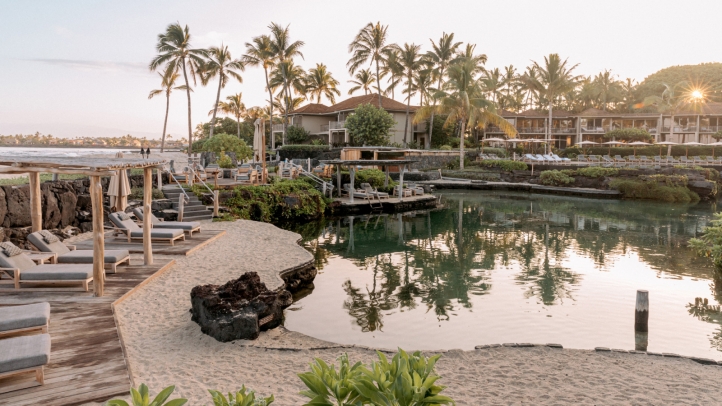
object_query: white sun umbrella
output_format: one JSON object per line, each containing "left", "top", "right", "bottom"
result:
{"left": 628, "top": 141, "right": 651, "bottom": 156}
{"left": 602, "top": 140, "right": 622, "bottom": 155}
{"left": 709, "top": 141, "right": 722, "bottom": 157}
{"left": 576, "top": 140, "right": 599, "bottom": 155}
{"left": 683, "top": 141, "right": 704, "bottom": 157}
{"left": 480, "top": 137, "right": 506, "bottom": 153}
{"left": 108, "top": 168, "right": 130, "bottom": 212}
{"left": 655, "top": 141, "right": 679, "bottom": 157}
{"left": 253, "top": 118, "right": 263, "bottom": 163}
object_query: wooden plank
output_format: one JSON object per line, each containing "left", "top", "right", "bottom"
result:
{"left": 28, "top": 172, "right": 42, "bottom": 233}
{"left": 143, "top": 167, "right": 153, "bottom": 265}
{"left": 90, "top": 175, "right": 105, "bottom": 296}
{"left": 73, "top": 230, "right": 226, "bottom": 255}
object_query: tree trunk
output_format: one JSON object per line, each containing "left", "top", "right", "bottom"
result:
{"left": 160, "top": 92, "right": 170, "bottom": 153}
{"left": 460, "top": 121, "right": 466, "bottom": 170}
{"left": 547, "top": 101, "right": 553, "bottom": 155}
{"left": 181, "top": 57, "right": 193, "bottom": 156}
{"left": 403, "top": 73, "right": 411, "bottom": 147}
{"left": 427, "top": 74, "right": 443, "bottom": 150}
{"left": 376, "top": 57, "right": 382, "bottom": 108}
{"left": 282, "top": 66, "right": 290, "bottom": 146}
{"left": 264, "top": 66, "right": 275, "bottom": 150}
{"left": 209, "top": 72, "right": 223, "bottom": 139}
{"left": 669, "top": 114, "right": 675, "bottom": 156}
{"left": 236, "top": 114, "right": 241, "bottom": 138}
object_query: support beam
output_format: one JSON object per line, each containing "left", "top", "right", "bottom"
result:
{"left": 89, "top": 175, "right": 105, "bottom": 297}
{"left": 0, "top": 167, "right": 114, "bottom": 176}
{"left": 156, "top": 168, "right": 162, "bottom": 189}
{"left": 28, "top": 172, "right": 42, "bottom": 233}
{"left": 336, "top": 165, "right": 342, "bottom": 198}
{"left": 349, "top": 166, "right": 355, "bottom": 203}
{"left": 213, "top": 190, "right": 219, "bottom": 217}
{"left": 398, "top": 164, "right": 405, "bottom": 202}
{"left": 143, "top": 167, "right": 153, "bottom": 265}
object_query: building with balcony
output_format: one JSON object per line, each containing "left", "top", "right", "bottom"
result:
{"left": 279, "top": 94, "right": 426, "bottom": 146}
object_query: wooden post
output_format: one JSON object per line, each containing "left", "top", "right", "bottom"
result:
{"left": 635, "top": 331, "right": 648, "bottom": 352}
{"left": 398, "top": 164, "right": 405, "bottom": 202}
{"left": 384, "top": 166, "right": 389, "bottom": 187}
{"left": 213, "top": 190, "right": 219, "bottom": 217}
{"left": 51, "top": 173, "right": 59, "bottom": 181}
{"left": 336, "top": 165, "right": 342, "bottom": 197}
{"left": 178, "top": 194, "right": 185, "bottom": 222}
{"left": 143, "top": 167, "right": 153, "bottom": 265}
{"left": 28, "top": 172, "right": 42, "bottom": 232}
{"left": 89, "top": 175, "right": 105, "bottom": 297}
{"left": 349, "top": 166, "right": 355, "bottom": 203}
{"left": 156, "top": 168, "right": 162, "bottom": 189}
{"left": 307, "top": 158, "right": 311, "bottom": 172}
{"left": 635, "top": 290, "right": 649, "bottom": 332}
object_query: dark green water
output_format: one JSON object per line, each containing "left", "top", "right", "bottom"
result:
{"left": 283, "top": 191, "right": 722, "bottom": 358}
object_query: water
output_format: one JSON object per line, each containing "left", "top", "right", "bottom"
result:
{"left": 283, "top": 191, "right": 722, "bottom": 359}
{"left": 0, "top": 147, "right": 137, "bottom": 158}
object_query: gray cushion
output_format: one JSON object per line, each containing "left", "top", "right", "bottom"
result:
{"left": 132, "top": 207, "right": 145, "bottom": 221}
{"left": 0, "top": 242, "right": 24, "bottom": 257}
{"left": 58, "top": 249, "right": 129, "bottom": 264}
{"left": 151, "top": 221, "right": 200, "bottom": 231}
{"left": 0, "top": 302, "right": 50, "bottom": 332}
{"left": 110, "top": 213, "right": 140, "bottom": 231}
{"left": 117, "top": 212, "right": 131, "bottom": 221}
{"left": 0, "top": 334, "right": 51, "bottom": 373}
{"left": 129, "top": 229, "right": 184, "bottom": 239}
{"left": 133, "top": 208, "right": 164, "bottom": 225}
{"left": 0, "top": 251, "right": 37, "bottom": 272}
{"left": 28, "top": 232, "right": 71, "bottom": 255}
{"left": 38, "top": 230, "right": 59, "bottom": 243}
{"left": 18, "top": 264, "right": 93, "bottom": 281}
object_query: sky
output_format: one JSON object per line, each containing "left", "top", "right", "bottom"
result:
{"left": 1, "top": 0, "right": 720, "bottom": 139}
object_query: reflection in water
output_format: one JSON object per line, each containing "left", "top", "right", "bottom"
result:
{"left": 283, "top": 191, "right": 722, "bottom": 357}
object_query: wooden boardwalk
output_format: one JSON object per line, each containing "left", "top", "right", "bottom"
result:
{"left": 0, "top": 259, "right": 176, "bottom": 406}
{"left": 74, "top": 229, "right": 226, "bottom": 255}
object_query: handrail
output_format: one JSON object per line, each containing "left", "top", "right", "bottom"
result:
{"left": 165, "top": 167, "right": 190, "bottom": 203}
{"left": 186, "top": 166, "right": 215, "bottom": 203}
{"left": 284, "top": 160, "right": 335, "bottom": 197}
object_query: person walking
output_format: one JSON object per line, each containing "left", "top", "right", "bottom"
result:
{"left": 139, "top": 147, "right": 145, "bottom": 159}
{"left": 145, "top": 147, "right": 151, "bottom": 158}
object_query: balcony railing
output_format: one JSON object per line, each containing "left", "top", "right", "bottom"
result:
{"left": 330, "top": 121, "right": 346, "bottom": 130}
{"left": 661, "top": 125, "right": 722, "bottom": 133}
{"left": 272, "top": 124, "right": 284, "bottom": 132}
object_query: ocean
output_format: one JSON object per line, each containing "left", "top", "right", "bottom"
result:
{"left": 0, "top": 147, "right": 143, "bottom": 158}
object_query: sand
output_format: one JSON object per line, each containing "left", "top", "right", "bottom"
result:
{"left": 104, "top": 219, "right": 722, "bottom": 405}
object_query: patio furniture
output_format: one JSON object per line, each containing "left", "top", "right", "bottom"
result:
{"left": 0, "top": 334, "right": 51, "bottom": 385}
{"left": 342, "top": 184, "right": 371, "bottom": 200}
{"left": 360, "top": 183, "right": 389, "bottom": 199}
{"left": 170, "top": 167, "right": 189, "bottom": 184}
{"left": 587, "top": 155, "right": 601, "bottom": 166}
{"left": 654, "top": 156, "right": 665, "bottom": 166}
{"left": 132, "top": 208, "right": 201, "bottom": 236}
{"left": 235, "top": 164, "right": 259, "bottom": 185}
{"left": 667, "top": 156, "right": 680, "bottom": 164}
{"left": 576, "top": 154, "right": 589, "bottom": 164}
{"left": 0, "top": 242, "right": 94, "bottom": 291}
{"left": 108, "top": 212, "right": 185, "bottom": 245}
{"left": 406, "top": 183, "right": 425, "bottom": 195}
{"left": 525, "top": 154, "right": 543, "bottom": 162}
{"left": 601, "top": 155, "right": 615, "bottom": 167}
{"left": 680, "top": 156, "right": 692, "bottom": 166}
{"left": 0, "top": 302, "right": 50, "bottom": 338}
{"left": 393, "top": 186, "right": 413, "bottom": 198}
{"left": 693, "top": 156, "right": 704, "bottom": 165}
{"left": 27, "top": 231, "right": 131, "bottom": 273}
{"left": 552, "top": 154, "right": 571, "bottom": 164}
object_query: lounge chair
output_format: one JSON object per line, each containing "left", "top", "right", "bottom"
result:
{"left": 393, "top": 186, "right": 413, "bottom": 197}
{"left": 0, "top": 242, "right": 93, "bottom": 290}
{"left": 654, "top": 156, "right": 665, "bottom": 166}
{"left": 27, "top": 231, "right": 130, "bottom": 273}
{"left": 0, "top": 334, "right": 51, "bottom": 385}
{"left": 680, "top": 156, "right": 692, "bottom": 166}
{"left": 108, "top": 212, "right": 185, "bottom": 245}
{"left": 132, "top": 208, "right": 201, "bottom": 236}
{"left": 693, "top": 156, "right": 704, "bottom": 165}
{"left": 170, "top": 167, "right": 189, "bottom": 184}
{"left": 577, "top": 154, "right": 588, "bottom": 164}
{"left": 601, "top": 155, "right": 615, "bottom": 167}
{"left": 360, "top": 183, "right": 389, "bottom": 199}
{"left": 406, "top": 183, "right": 425, "bottom": 195}
{"left": 235, "top": 164, "right": 258, "bottom": 185}
{"left": 342, "top": 184, "right": 371, "bottom": 200}
{"left": 525, "top": 154, "right": 543, "bottom": 163}
{"left": 488, "top": 154, "right": 500, "bottom": 160}
{"left": 706, "top": 156, "right": 718, "bottom": 165}
{"left": 552, "top": 154, "right": 571, "bottom": 164}
{"left": 667, "top": 156, "right": 680, "bottom": 164}
{"left": 0, "top": 302, "right": 50, "bottom": 338}
{"left": 587, "top": 155, "right": 601, "bottom": 166}
{"left": 614, "top": 155, "right": 626, "bottom": 165}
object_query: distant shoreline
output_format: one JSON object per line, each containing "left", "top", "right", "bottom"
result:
{"left": 0, "top": 145, "right": 183, "bottom": 151}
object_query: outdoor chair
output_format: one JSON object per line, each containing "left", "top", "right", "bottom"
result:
{"left": 488, "top": 154, "right": 500, "bottom": 160}
{"left": 693, "top": 156, "right": 704, "bottom": 165}
{"left": 27, "top": 231, "right": 130, "bottom": 273}
{"left": 393, "top": 186, "right": 413, "bottom": 198}
{"left": 0, "top": 242, "right": 94, "bottom": 291}
{"left": 406, "top": 183, "right": 425, "bottom": 195}
{"left": 614, "top": 155, "right": 627, "bottom": 165}
{"left": 235, "top": 166, "right": 259, "bottom": 185}
{"left": 576, "top": 154, "right": 588, "bottom": 164}
{"left": 667, "top": 156, "right": 680, "bottom": 164}
{"left": 204, "top": 164, "right": 222, "bottom": 181}
{"left": 132, "top": 208, "right": 201, "bottom": 236}
{"left": 478, "top": 154, "right": 490, "bottom": 160}
{"left": 587, "top": 155, "right": 601, "bottom": 166}
{"left": 360, "top": 183, "right": 389, "bottom": 199}
{"left": 0, "top": 302, "right": 50, "bottom": 338}
{"left": 680, "top": 156, "right": 692, "bottom": 166}
{"left": 0, "top": 333, "right": 51, "bottom": 385}
{"left": 601, "top": 156, "right": 615, "bottom": 167}
{"left": 626, "top": 155, "right": 639, "bottom": 163}
{"left": 706, "top": 156, "right": 719, "bottom": 165}
{"left": 638, "top": 156, "right": 650, "bottom": 163}
{"left": 342, "top": 184, "right": 371, "bottom": 200}
{"left": 552, "top": 154, "right": 571, "bottom": 164}
{"left": 108, "top": 212, "right": 185, "bottom": 245}
{"left": 170, "top": 167, "right": 189, "bottom": 184}
{"left": 654, "top": 156, "right": 665, "bottom": 166}
{"left": 525, "top": 154, "right": 542, "bottom": 162}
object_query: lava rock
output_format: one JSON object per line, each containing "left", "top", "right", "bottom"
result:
{"left": 3, "top": 185, "right": 31, "bottom": 227}
{"left": 282, "top": 265, "right": 317, "bottom": 292}
{"left": 190, "top": 272, "right": 293, "bottom": 342}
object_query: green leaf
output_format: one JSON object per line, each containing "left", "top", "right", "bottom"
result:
{"left": 105, "top": 401, "right": 130, "bottom": 406}
{"left": 149, "top": 385, "right": 175, "bottom": 406}
{"left": 162, "top": 399, "right": 188, "bottom": 406}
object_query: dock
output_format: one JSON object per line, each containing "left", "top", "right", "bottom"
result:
{"left": 332, "top": 194, "right": 438, "bottom": 215}
{"left": 421, "top": 180, "right": 622, "bottom": 199}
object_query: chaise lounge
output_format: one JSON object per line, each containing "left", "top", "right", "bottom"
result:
{"left": 0, "top": 242, "right": 93, "bottom": 291}
{"left": 0, "top": 334, "right": 51, "bottom": 385}
{"left": 108, "top": 212, "right": 185, "bottom": 245}
{"left": 132, "top": 208, "right": 201, "bottom": 236}
{"left": 0, "top": 302, "right": 50, "bottom": 338}
{"left": 27, "top": 230, "right": 130, "bottom": 274}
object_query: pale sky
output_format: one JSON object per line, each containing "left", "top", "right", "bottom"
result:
{"left": 1, "top": 0, "right": 720, "bottom": 139}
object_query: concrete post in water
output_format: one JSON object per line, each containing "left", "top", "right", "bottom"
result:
{"left": 635, "top": 290, "right": 649, "bottom": 332}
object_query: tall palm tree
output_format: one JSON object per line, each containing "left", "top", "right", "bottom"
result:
{"left": 270, "top": 60, "right": 307, "bottom": 101}
{"left": 454, "top": 43, "right": 487, "bottom": 68}
{"left": 641, "top": 81, "right": 698, "bottom": 144}
{"left": 273, "top": 94, "right": 304, "bottom": 116}
{"left": 347, "top": 22, "right": 393, "bottom": 107}
{"left": 148, "top": 65, "right": 188, "bottom": 152}
{"left": 305, "top": 63, "right": 341, "bottom": 104}
{"left": 380, "top": 48, "right": 402, "bottom": 99}
{"left": 415, "top": 58, "right": 517, "bottom": 169}
{"left": 242, "top": 35, "right": 277, "bottom": 148}
{"left": 592, "top": 70, "right": 623, "bottom": 111}
{"left": 524, "top": 54, "right": 580, "bottom": 153}
{"left": 481, "top": 68, "right": 504, "bottom": 104}
{"left": 210, "top": 93, "right": 247, "bottom": 138}
{"left": 149, "top": 23, "right": 206, "bottom": 155}
{"left": 268, "top": 22, "right": 304, "bottom": 145}
{"left": 347, "top": 68, "right": 376, "bottom": 95}
{"left": 201, "top": 44, "right": 244, "bottom": 139}
{"left": 425, "top": 32, "right": 462, "bottom": 149}
{"left": 396, "top": 43, "right": 424, "bottom": 147}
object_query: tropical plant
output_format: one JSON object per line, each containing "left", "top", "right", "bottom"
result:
{"left": 539, "top": 170, "right": 575, "bottom": 186}
{"left": 395, "top": 43, "right": 424, "bottom": 147}
{"left": 347, "top": 22, "right": 394, "bottom": 107}
{"left": 380, "top": 48, "right": 403, "bottom": 100}
{"left": 345, "top": 103, "right": 396, "bottom": 146}
{"left": 690, "top": 213, "right": 722, "bottom": 270}
{"left": 425, "top": 33, "right": 463, "bottom": 149}
{"left": 216, "top": 152, "right": 234, "bottom": 169}
{"left": 603, "top": 128, "right": 653, "bottom": 142}
{"left": 201, "top": 45, "right": 244, "bottom": 139}
{"left": 639, "top": 81, "right": 704, "bottom": 143}
{"left": 478, "top": 160, "right": 527, "bottom": 171}
{"left": 592, "top": 70, "right": 623, "bottom": 111}
{"left": 286, "top": 125, "right": 310, "bottom": 144}
{"left": 243, "top": 35, "right": 277, "bottom": 148}
{"left": 105, "top": 384, "right": 186, "bottom": 406}
{"left": 713, "top": 130, "right": 722, "bottom": 141}
{"left": 348, "top": 68, "right": 376, "bottom": 95}
{"left": 150, "top": 23, "right": 207, "bottom": 155}
{"left": 211, "top": 93, "right": 247, "bottom": 138}
{"left": 306, "top": 63, "right": 341, "bottom": 104}
{"left": 208, "top": 386, "right": 274, "bottom": 406}
{"left": 148, "top": 65, "right": 189, "bottom": 152}
{"left": 298, "top": 353, "right": 365, "bottom": 406}
{"left": 202, "top": 133, "right": 253, "bottom": 160}
{"left": 268, "top": 22, "right": 305, "bottom": 144}
{"left": 439, "top": 145, "right": 452, "bottom": 150}
{"left": 270, "top": 60, "right": 307, "bottom": 123}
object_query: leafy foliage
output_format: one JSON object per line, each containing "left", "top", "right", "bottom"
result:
{"left": 105, "top": 384, "right": 186, "bottom": 406}
{"left": 286, "top": 125, "right": 310, "bottom": 144}
{"left": 203, "top": 133, "right": 253, "bottom": 160}
{"left": 539, "top": 170, "right": 575, "bottom": 186}
{"left": 603, "top": 128, "right": 653, "bottom": 142}
{"left": 636, "top": 63, "right": 722, "bottom": 103}
{"left": 345, "top": 103, "right": 396, "bottom": 146}
{"left": 298, "top": 353, "right": 365, "bottom": 405}
{"left": 129, "top": 188, "right": 165, "bottom": 200}
{"left": 609, "top": 178, "right": 700, "bottom": 203}
{"left": 355, "top": 169, "right": 396, "bottom": 189}
{"left": 280, "top": 144, "right": 331, "bottom": 151}
{"left": 574, "top": 167, "right": 619, "bottom": 178}
{"left": 197, "top": 117, "right": 254, "bottom": 143}
{"left": 208, "top": 386, "right": 274, "bottom": 406}
{"left": 438, "top": 145, "right": 452, "bottom": 150}
{"left": 690, "top": 213, "right": 722, "bottom": 270}
{"left": 217, "top": 152, "right": 234, "bottom": 169}
{"left": 223, "top": 179, "right": 328, "bottom": 223}
{"left": 476, "top": 159, "right": 527, "bottom": 171}
{"left": 713, "top": 130, "right": 722, "bottom": 141}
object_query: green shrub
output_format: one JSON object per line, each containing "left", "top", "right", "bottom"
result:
{"left": 279, "top": 145, "right": 331, "bottom": 151}
{"left": 604, "top": 128, "right": 653, "bottom": 142}
{"left": 480, "top": 147, "right": 507, "bottom": 157}
{"left": 539, "top": 170, "right": 575, "bottom": 186}
{"left": 224, "top": 179, "right": 328, "bottom": 222}
{"left": 203, "top": 133, "right": 253, "bottom": 160}
{"left": 478, "top": 159, "right": 527, "bottom": 171}
{"left": 129, "top": 188, "right": 165, "bottom": 200}
{"left": 105, "top": 384, "right": 186, "bottom": 406}
{"left": 217, "top": 152, "right": 234, "bottom": 169}
{"left": 439, "top": 145, "right": 452, "bottom": 150}
{"left": 610, "top": 179, "right": 700, "bottom": 203}
{"left": 355, "top": 169, "right": 395, "bottom": 189}
{"left": 208, "top": 386, "right": 274, "bottom": 406}
{"left": 310, "top": 138, "right": 327, "bottom": 146}
{"left": 286, "top": 125, "right": 310, "bottom": 144}
{"left": 345, "top": 103, "right": 396, "bottom": 146}
{"left": 448, "top": 137, "right": 473, "bottom": 149}
{"left": 575, "top": 167, "right": 619, "bottom": 178}
{"left": 690, "top": 212, "right": 722, "bottom": 269}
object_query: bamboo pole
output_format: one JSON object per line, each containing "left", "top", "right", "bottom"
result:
{"left": 143, "top": 167, "right": 153, "bottom": 265}
{"left": 89, "top": 175, "right": 105, "bottom": 297}
{"left": 28, "top": 172, "right": 42, "bottom": 233}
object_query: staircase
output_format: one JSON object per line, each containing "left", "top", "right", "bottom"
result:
{"left": 162, "top": 185, "right": 213, "bottom": 221}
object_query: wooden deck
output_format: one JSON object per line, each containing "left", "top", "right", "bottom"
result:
{"left": 0, "top": 259, "right": 176, "bottom": 406}
{"left": 74, "top": 229, "right": 226, "bottom": 255}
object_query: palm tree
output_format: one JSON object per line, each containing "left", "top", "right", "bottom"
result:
{"left": 201, "top": 44, "right": 244, "bottom": 139}
{"left": 273, "top": 94, "right": 304, "bottom": 116}
{"left": 454, "top": 43, "right": 487, "bottom": 68}
{"left": 149, "top": 23, "right": 206, "bottom": 155}
{"left": 305, "top": 63, "right": 341, "bottom": 104}
{"left": 524, "top": 54, "right": 580, "bottom": 153}
{"left": 481, "top": 68, "right": 504, "bottom": 104}
{"left": 425, "top": 32, "right": 462, "bottom": 149}
{"left": 641, "top": 81, "right": 699, "bottom": 144}
{"left": 268, "top": 22, "right": 304, "bottom": 145}
{"left": 396, "top": 43, "right": 424, "bottom": 147}
{"left": 347, "top": 68, "right": 376, "bottom": 95}
{"left": 592, "top": 70, "right": 623, "bottom": 111}
{"left": 210, "top": 93, "right": 247, "bottom": 138}
{"left": 415, "top": 58, "right": 517, "bottom": 169}
{"left": 270, "top": 60, "right": 307, "bottom": 102}
{"left": 242, "top": 35, "right": 277, "bottom": 148}
{"left": 380, "top": 48, "right": 402, "bottom": 99}
{"left": 347, "top": 22, "right": 393, "bottom": 107}
{"left": 148, "top": 65, "right": 188, "bottom": 152}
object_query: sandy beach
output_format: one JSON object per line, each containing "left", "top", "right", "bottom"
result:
{"left": 106, "top": 219, "right": 722, "bottom": 405}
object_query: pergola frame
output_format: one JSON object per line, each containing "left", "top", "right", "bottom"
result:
{"left": 320, "top": 159, "right": 419, "bottom": 203}
{"left": 0, "top": 157, "right": 165, "bottom": 297}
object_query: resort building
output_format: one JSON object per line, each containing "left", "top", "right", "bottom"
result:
{"left": 484, "top": 102, "right": 722, "bottom": 148}
{"left": 279, "top": 94, "right": 427, "bottom": 146}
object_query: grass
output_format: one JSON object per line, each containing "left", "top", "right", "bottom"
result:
{"left": 0, "top": 173, "right": 86, "bottom": 186}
